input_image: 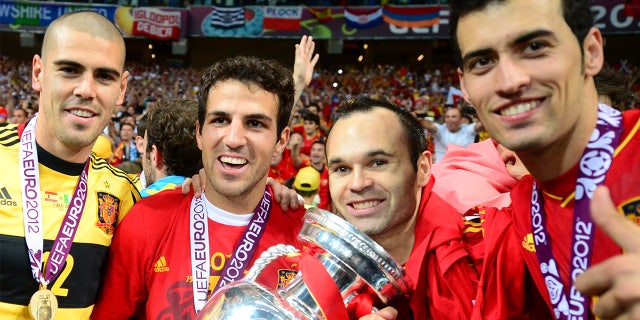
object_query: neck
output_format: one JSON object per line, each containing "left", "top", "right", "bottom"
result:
{"left": 371, "top": 202, "right": 420, "bottom": 265}
{"left": 204, "top": 179, "right": 268, "bottom": 214}
{"left": 448, "top": 126, "right": 460, "bottom": 133}
{"left": 154, "top": 167, "right": 168, "bottom": 182}
{"left": 35, "top": 122, "right": 93, "bottom": 164}
{"left": 372, "top": 225, "right": 416, "bottom": 265}
{"left": 311, "top": 162, "right": 323, "bottom": 171}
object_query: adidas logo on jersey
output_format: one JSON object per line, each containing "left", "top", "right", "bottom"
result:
{"left": 522, "top": 234, "right": 536, "bottom": 252}
{"left": 0, "top": 187, "right": 17, "bottom": 206}
{"left": 154, "top": 256, "right": 170, "bottom": 272}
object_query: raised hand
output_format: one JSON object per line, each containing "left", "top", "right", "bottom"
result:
{"left": 293, "top": 35, "right": 319, "bottom": 100}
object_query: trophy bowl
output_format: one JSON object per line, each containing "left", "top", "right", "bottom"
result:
{"left": 196, "top": 208, "right": 410, "bottom": 320}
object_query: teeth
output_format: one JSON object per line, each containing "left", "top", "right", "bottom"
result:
{"left": 70, "top": 109, "right": 93, "bottom": 117}
{"left": 220, "top": 156, "right": 246, "bottom": 165}
{"left": 500, "top": 101, "right": 538, "bottom": 116}
{"left": 352, "top": 200, "right": 380, "bottom": 210}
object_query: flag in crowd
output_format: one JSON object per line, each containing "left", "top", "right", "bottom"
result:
{"left": 210, "top": 5, "right": 245, "bottom": 28}
{"left": 263, "top": 6, "right": 302, "bottom": 31}
{"left": 382, "top": 5, "right": 441, "bottom": 28}
{"left": 344, "top": 7, "right": 383, "bottom": 30}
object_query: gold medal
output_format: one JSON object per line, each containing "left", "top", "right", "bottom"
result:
{"left": 28, "top": 285, "right": 57, "bottom": 320}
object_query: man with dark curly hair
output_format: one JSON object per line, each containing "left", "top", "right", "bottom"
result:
{"left": 138, "top": 98, "right": 202, "bottom": 198}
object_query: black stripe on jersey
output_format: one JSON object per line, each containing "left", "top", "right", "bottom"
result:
{"left": 91, "top": 155, "right": 141, "bottom": 189}
{"left": 0, "top": 234, "right": 109, "bottom": 308}
{"left": 91, "top": 158, "right": 132, "bottom": 180}
{"left": 0, "top": 125, "right": 19, "bottom": 147}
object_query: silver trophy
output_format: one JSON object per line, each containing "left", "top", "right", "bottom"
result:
{"left": 196, "top": 207, "right": 410, "bottom": 320}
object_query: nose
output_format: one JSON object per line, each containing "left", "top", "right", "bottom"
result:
{"left": 223, "top": 120, "right": 247, "bottom": 149}
{"left": 347, "top": 166, "right": 373, "bottom": 192}
{"left": 74, "top": 74, "right": 97, "bottom": 100}
{"left": 495, "top": 57, "right": 530, "bottom": 96}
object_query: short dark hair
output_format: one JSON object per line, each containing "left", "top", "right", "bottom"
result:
{"left": 311, "top": 139, "right": 325, "bottom": 149}
{"left": 146, "top": 98, "right": 202, "bottom": 177}
{"left": 449, "top": 0, "right": 593, "bottom": 68}
{"left": 303, "top": 112, "right": 320, "bottom": 126}
{"left": 13, "top": 108, "right": 27, "bottom": 118}
{"left": 119, "top": 122, "right": 135, "bottom": 132}
{"left": 328, "top": 96, "right": 426, "bottom": 171}
{"left": 197, "top": 56, "right": 295, "bottom": 138}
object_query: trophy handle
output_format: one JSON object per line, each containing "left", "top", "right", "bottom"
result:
{"left": 245, "top": 244, "right": 300, "bottom": 281}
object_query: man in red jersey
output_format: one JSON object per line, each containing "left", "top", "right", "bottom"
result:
{"left": 92, "top": 56, "right": 307, "bottom": 319}
{"left": 450, "top": 0, "right": 640, "bottom": 318}
{"left": 327, "top": 97, "right": 481, "bottom": 320}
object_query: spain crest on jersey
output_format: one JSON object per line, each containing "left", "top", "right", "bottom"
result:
{"left": 96, "top": 192, "right": 121, "bottom": 235}
{"left": 621, "top": 197, "right": 640, "bottom": 225}
{"left": 277, "top": 269, "right": 298, "bottom": 289}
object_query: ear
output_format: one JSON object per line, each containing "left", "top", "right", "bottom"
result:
{"left": 116, "top": 70, "right": 130, "bottom": 106}
{"left": 458, "top": 67, "right": 474, "bottom": 105}
{"left": 135, "top": 133, "right": 145, "bottom": 154}
{"left": 196, "top": 121, "right": 203, "bottom": 150}
{"left": 416, "top": 150, "right": 432, "bottom": 188}
{"left": 32, "top": 54, "right": 43, "bottom": 92}
{"left": 582, "top": 27, "right": 604, "bottom": 77}
{"left": 273, "top": 126, "right": 290, "bottom": 158}
{"left": 150, "top": 145, "right": 163, "bottom": 168}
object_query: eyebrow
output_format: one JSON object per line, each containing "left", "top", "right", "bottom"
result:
{"left": 327, "top": 149, "right": 392, "bottom": 167}
{"left": 207, "top": 111, "right": 274, "bottom": 122}
{"left": 53, "top": 60, "right": 122, "bottom": 78}
{"left": 461, "top": 29, "right": 554, "bottom": 68}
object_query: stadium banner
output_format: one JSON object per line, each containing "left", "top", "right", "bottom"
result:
{"left": 189, "top": 0, "right": 638, "bottom": 39}
{"left": 0, "top": 1, "right": 188, "bottom": 39}
{"left": 114, "top": 7, "right": 187, "bottom": 40}
{"left": 0, "top": 0, "right": 636, "bottom": 39}
{"left": 189, "top": 5, "right": 450, "bottom": 39}
{"left": 0, "top": 1, "right": 116, "bottom": 28}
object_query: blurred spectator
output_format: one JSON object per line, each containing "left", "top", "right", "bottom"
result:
{"left": 269, "top": 131, "right": 304, "bottom": 184}
{"left": 294, "top": 112, "right": 324, "bottom": 158}
{"left": 595, "top": 64, "right": 634, "bottom": 110}
{"left": 293, "top": 166, "right": 321, "bottom": 209}
{"left": 11, "top": 107, "right": 28, "bottom": 125}
{"left": 306, "top": 140, "right": 331, "bottom": 210}
{"left": 420, "top": 106, "right": 484, "bottom": 162}
{"left": 306, "top": 102, "right": 330, "bottom": 133}
{"left": 0, "top": 106, "right": 8, "bottom": 124}
{"left": 110, "top": 122, "right": 140, "bottom": 168}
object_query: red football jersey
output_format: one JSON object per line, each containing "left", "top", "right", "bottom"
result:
{"left": 92, "top": 188, "right": 306, "bottom": 320}
{"left": 474, "top": 109, "right": 640, "bottom": 319}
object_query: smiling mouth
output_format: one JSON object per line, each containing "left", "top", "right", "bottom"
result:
{"left": 351, "top": 200, "right": 381, "bottom": 210}
{"left": 220, "top": 156, "right": 247, "bottom": 169}
{"left": 499, "top": 100, "right": 542, "bottom": 116}
{"left": 69, "top": 109, "right": 95, "bottom": 118}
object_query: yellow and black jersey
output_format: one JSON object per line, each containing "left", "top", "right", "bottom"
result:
{"left": 0, "top": 123, "right": 141, "bottom": 319}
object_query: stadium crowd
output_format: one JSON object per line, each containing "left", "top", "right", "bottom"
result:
{"left": 1, "top": 52, "right": 638, "bottom": 177}
{"left": 1, "top": 53, "right": 638, "bottom": 159}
